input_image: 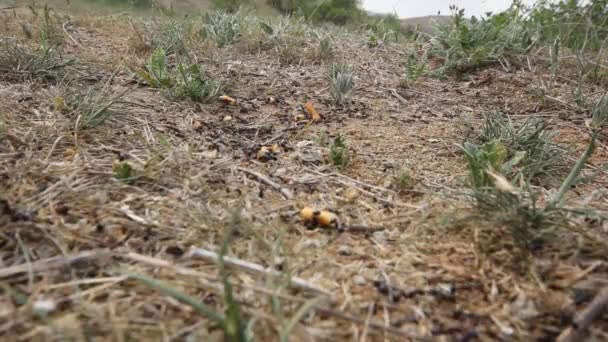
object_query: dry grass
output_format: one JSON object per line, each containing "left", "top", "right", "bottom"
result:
{"left": 1, "top": 5, "right": 608, "bottom": 342}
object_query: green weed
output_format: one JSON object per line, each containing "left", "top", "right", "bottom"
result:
{"left": 137, "top": 47, "right": 223, "bottom": 103}
{"left": 460, "top": 99, "right": 608, "bottom": 253}
{"left": 327, "top": 63, "right": 353, "bottom": 105}
{"left": 474, "top": 112, "right": 569, "bottom": 183}
{"left": 171, "top": 59, "right": 224, "bottom": 103}
{"left": 393, "top": 165, "right": 416, "bottom": 191}
{"left": 113, "top": 161, "right": 138, "bottom": 183}
{"left": 329, "top": 134, "right": 350, "bottom": 169}
{"left": 404, "top": 48, "right": 426, "bottom": 82}
{"left": 430, "top": 4, "right": 532, "bottom": 74}
{"left": 201, "top": 11, "right": 252, "bottom": 47}
{"left": 143, "top": 17, "right": 187, "bottom": 54}
{"left": 317, "top": 35, "right": 333, "bottom": 61}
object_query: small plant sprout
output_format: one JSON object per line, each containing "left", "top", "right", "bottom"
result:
{"left": 393, "top": 164, "right": 416, "bottom": 191}
{"left": 327, "top": 64, "right": 354, "bottom": 105}
{"left": 0, "top": 115, "right": 5, "bottom": 139}
{"left": 329, "top": 134, "right": 350, "bottom": 169}
{"left": 113, "top": 161, "right": 138, "bottom": 183}
{"left": 405, "top": 48, "right": 426, "bottom": 83}
{"left": 137, "top": 47, "right": 172, "bottom": 88}
{"left": 171, "top": 59, "right": 223, "bottom": 103}
{"left": 318, "top": 35, "right": 333, "bottom": 61}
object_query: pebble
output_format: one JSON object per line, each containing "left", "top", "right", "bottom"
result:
{"left": 337, "top": 245, "right": 353, "bottom": 256}
{"left": 33, "top": 299, "right": 57, "bottom": 315}
{"left": 353, "top": 275, "right": 366, "bottom": 286}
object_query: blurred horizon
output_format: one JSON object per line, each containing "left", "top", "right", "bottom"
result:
{"left": 361, "top": 0, "right": 538, "bottom": 18}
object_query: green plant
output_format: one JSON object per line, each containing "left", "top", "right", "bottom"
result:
{"left": 528, "top": 0, "right": 608, "bottom": 51}
{"left": 201, "top": 11, "right": 252, "bottom": 47}
{"left": 62, "top": 83, "right": 126, "bottom": 130}
{"left": 329, "top": 134, "right": 350, "bottom": 169}
{"left": 317, "top": 35, "right": 333, "bottom": 61}
{"left": 1, "top": 3, "right": 73, "bottom": 81}
{"left": 113, "top": 161, "right": 138, "bottom": 183}
{"left": 137, "top": 47, "right": 223, "bottom": 103}
{"left": 367, "top": 32, "right": 378, "bottom": 48}
{"left": 35, "top": 4, "right": 62, "bottom": 48}
{"left": 143, "top": 17, "right": 187, "bottom": 54}
{"left": 365, "top": 15, "right": 399, "bottom": 44}
{"left": 0, "top": 116, "right": 5, "bottom": 139}
{"left": 393, "top": 165, "right": 415, "bottom": 191}
{"left": 171, "top": 59, "right": 223, "bottom": 103}
{"left": 474, "top": 112, "right": 569, "bottom": 183}
{"left": 137, "top": 47, "right": 172, "bottom": 88}
{"left": 211, "top": 0, "right": 252, "bottom": 13}
{"left": 0, "top": 42, "right": 74, "bottom": 81}
{"left": 460, "top": 98, "right": 608, "bottom": 253}
{"left": 430, "top": 4, "right": 532, "bottom": 74}
{"left": 327, "top": 63, "right": 353, "bottom": 105}
{"left": 405, "top": 49, "right": 426, "bottom": 82}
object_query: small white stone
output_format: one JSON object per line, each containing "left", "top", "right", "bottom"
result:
{"left": 337, "top": 245, "right": 352, "bottom": 256}
{"left": 223, "top": 116, "right": 233, "bottom": 122}
{"left": 353, "top": 275, "right": 366, "bottom": 286}
{"left": 33, "top": 299, "right": 57, "bottom": 315}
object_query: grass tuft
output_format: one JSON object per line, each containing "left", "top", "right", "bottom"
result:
{"left": 61, "top": 83, "right": 126, "bottom": 130}
{"left": 473, "top": 112, "right": 569, "bottom": 184}
{"left": 327, "top": 63, "right": 353, "bottom": 105}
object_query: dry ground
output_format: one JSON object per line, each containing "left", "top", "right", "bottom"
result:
{"left": 1, "top": 6, "right": 608, "bottom": 342}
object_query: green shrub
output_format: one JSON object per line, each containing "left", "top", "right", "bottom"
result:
{"left": 430, "top": 4, "right": 532, "bottom": 74}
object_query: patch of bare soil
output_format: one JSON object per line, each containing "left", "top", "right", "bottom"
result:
{"left": 1, "top": 9, "right": 607, "bottom": 342}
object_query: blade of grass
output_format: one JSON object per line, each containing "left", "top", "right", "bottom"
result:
{"left": 128, "top": 272, "right": 225, "bottom": 323}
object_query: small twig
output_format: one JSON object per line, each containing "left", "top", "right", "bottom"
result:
{"left": 188, "top": 247, "right": 329, "bottom": 296}
{"left": 62, "top": 21, "right": 81, "bottom": 47}
{"left": 557, "top": 287, "right": 608, "bottom": 342}
{"left": 0, "top": 249, "right": 111, "bottom": 278}
{"left": 237, "top": 167, "right": 294, "bottom": 199}
{"left": 341, "top": 224, "right": 385, "bottom": 233}
{"left": 390, "top": 88, "right": 407, "bottom": 104}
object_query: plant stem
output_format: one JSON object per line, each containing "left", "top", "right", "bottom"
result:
{"left": 550, "top": 132, "right": 597, "bottom": 208}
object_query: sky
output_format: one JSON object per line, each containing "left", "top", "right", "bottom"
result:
{"left": 361, "top": 0, "right": 538, "bottom": 18}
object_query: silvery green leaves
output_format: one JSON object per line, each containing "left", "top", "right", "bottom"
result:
{"left": 137, "top": 47, "right": 223, "bottom": 103}
{"left": 327, "top": 64, "right": 353, "bottom": 105}
{"left": 201, "top": 11, "right": 253, "bottom": 47}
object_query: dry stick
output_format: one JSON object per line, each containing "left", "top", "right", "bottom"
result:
{"left": 62, "top": 22, "right": 81, "bottom": 47}
{"left": 237, "top": 167, "right": 294, "bottom": 200}
{"left": 0, "top": 249, "right": 111, "bottom": 278}
{"left": 188, "top": 247, "right": 329, "bottom": 296}
{"left": 557, "top": 287, "right": 608, "bottom": 342}
{"left": 122, "top": 252, "right": 222, "bottom": 292}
